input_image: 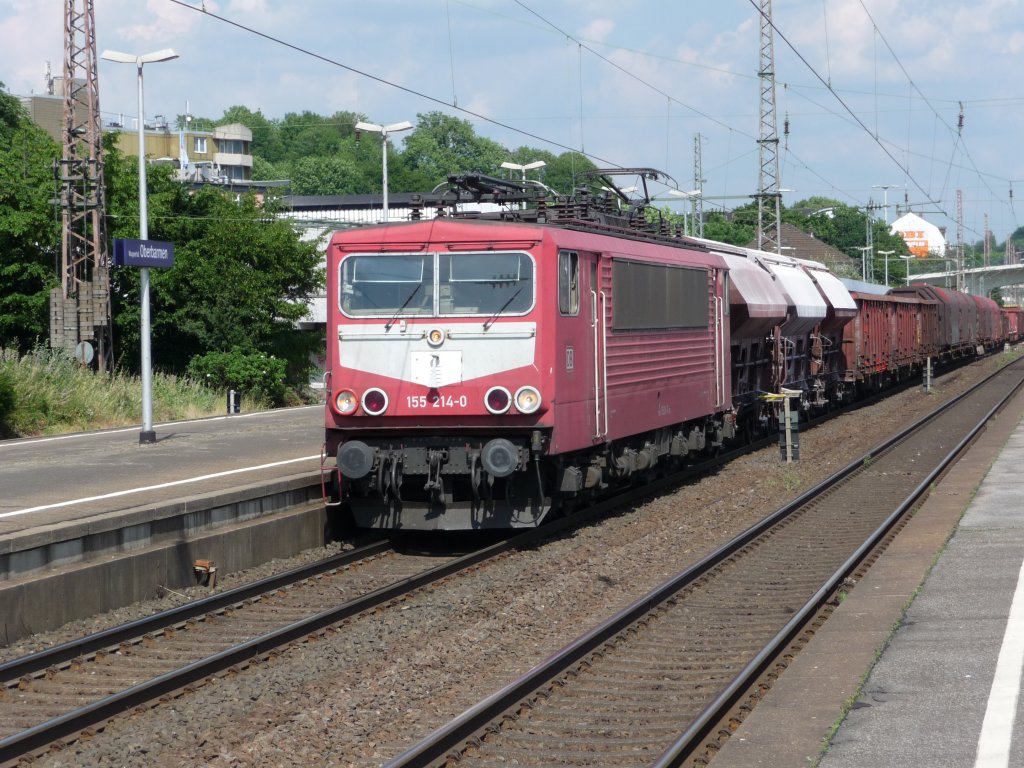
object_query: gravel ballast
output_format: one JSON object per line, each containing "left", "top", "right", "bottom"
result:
{"left": 5, "top": 355, "right": 1017, "bottom": 767}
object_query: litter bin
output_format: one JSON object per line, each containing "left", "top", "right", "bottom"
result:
{"left": 227, "top": 389, "right": 241, "bottom": 414}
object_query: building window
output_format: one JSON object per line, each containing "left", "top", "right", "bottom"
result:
{"left": 219, "top": 139, "right": 247, "bottom": 155}
{"left": 194, "top": 137, "right": 207, "bottom": 154}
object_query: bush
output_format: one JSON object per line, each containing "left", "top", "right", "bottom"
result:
{"left": 188, "top": 349, "right": 287, "bottom": 405}
{"left": 0, "top": 368, "right": 15, "bottom": 437}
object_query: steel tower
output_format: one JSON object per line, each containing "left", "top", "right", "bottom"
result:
{"left": 755, "top": 0, "right": 782, "bottom": 253}
{"left": 51, "top": 0, "right": 112, "bottom": 370}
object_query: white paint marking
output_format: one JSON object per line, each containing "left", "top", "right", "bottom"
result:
{"left": 0, "top": 455, "right": 321, "bottom": 519}
{"left": 974, "top": 552, "right": 1024, "bottom": 767}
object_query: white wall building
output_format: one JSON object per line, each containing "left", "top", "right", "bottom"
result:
{"left": 890, "top": 211, "right": 946, "bottom": 258}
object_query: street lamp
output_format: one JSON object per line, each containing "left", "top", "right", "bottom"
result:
{"left": 872, "top": 184, "right": 901, "bottom": 224}
{"left": 102, "top": 47, "right": 179, "bottom": 445}
{"left": 898, "top": 254, "right": 916, "bottom": 286}
{"left": 501, "top": 160, "right": 546, "bottom": 182}
{"left": 854, "top": 246, "right": 873, "bottom": 282}
{"left": 878, "top": 250, "right": 895, "bottom": 287}
{"left": 355, "top": 120, "right": 413, "bottom": 222}
{"left": 664, "top": 189, "right": 702, "bottom": 236}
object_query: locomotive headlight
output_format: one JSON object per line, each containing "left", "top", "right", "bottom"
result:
{"left": 514, "top": 386, "right": 542, "bottom": 414}
{"left": 484, "top": 386, "right": 512, "bottom": 415}
{"left": 361, "top": 388, "right": 389, "bottom": 416}
{"left": 427, "top": 328, "right": 445, "bottom": 347}
{"left": 335, "top": 389, "right": 358, "bottom": 415}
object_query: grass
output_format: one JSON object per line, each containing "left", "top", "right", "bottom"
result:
{"left": 0, "top": 346, "right": 270, "bottom": 438}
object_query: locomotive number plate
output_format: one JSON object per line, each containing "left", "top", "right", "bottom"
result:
{"left": 406, "top": 393, "right": 470, "bottom": 409}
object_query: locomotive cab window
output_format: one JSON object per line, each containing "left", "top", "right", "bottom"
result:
{"left": 340, "top": 254, "right": 433, "bottom": 317}
{"left": 558, "top": 250, "right": 579, "bottom": 316}
{"left": 439, "top": 252, "right": 533, "bottom": 316}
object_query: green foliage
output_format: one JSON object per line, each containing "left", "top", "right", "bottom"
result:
{"left": 105, "top": 156, "right": 324, "bottom": 380}
{"left": 218, "top": 105, "right": 285, "bottom": 163}
{"left": 188, "top": 348, "right": 286, "bottom": 403}
{"left": 251, "top": 155, "right": 287, "bottom": 181}
{"left": 0, "top": 346, "right": 234, "bottom": 437}
{"left": 0, "top": 84, "right": 61, "bottom": 352}
{"left": 291, "top": 153, "right": 368, "bottom": 195}
{"left": 495, "top": 148, "right": 598, "bottom": 197}
{"left": 400, "top": 111, "right": 508, "bottom": 189}
{"left": 0, "top": 366, "right": 14, "bottom": 437}
{"left": 702, "top": 210, "right": 755, "bottom": 245}
{"left": 787, "top": 199, "right": 911, "bottom": 282}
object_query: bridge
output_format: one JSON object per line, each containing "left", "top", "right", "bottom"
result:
{"left": 905, "top": 263, "right": 1024, "bottom": 298}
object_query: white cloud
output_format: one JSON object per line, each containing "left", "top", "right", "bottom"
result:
{"left": 581, "top": 18, "right": 614, "bottom": 44}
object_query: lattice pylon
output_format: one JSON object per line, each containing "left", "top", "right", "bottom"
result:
{"left": 52, "top": 0, "right": 112, "bottom": 370}
{"left": 756, "top": 0, "right": 782, "bottom": 254}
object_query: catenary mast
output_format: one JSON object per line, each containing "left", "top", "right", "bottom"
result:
{"left": 51, "top": 0, "right": 112, "bottom": 371}
{"left": 755, "top": 0, "right": 782, "bottom": 254}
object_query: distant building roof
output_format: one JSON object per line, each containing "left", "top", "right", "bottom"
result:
{"left": 747, "top": 222, "right": 860, "bottom": 278}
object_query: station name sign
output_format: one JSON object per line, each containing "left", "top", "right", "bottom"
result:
{"left": 113, "top": 239, "right": 175, "bottom": 269}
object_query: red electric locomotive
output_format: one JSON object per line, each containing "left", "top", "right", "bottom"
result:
{"left": 323, "top": 204, "right": 734, "bottom": 530}
{"left": 322, "top": 172, "right": 1010, "bottom": 531}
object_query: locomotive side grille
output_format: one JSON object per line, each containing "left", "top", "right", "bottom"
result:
{"left": 601, "top": 259, "right": 718, "bottom": 387}
{"left": 606, "top": 336, "right": 714, "bottom": 386}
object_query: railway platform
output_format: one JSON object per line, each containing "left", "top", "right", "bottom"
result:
{"left": 0, "top": 407, "right": 329, "bottom": 643}
{"left": 712, "top": 385, "right": 1024, "bottom": 767}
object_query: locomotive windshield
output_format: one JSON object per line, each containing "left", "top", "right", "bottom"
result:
{"left": 340, "top": 251, "right": 534, "bottom": 318}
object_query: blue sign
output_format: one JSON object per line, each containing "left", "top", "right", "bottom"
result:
{"left": 113, "top": 239, "right": 175, "bottom": 269}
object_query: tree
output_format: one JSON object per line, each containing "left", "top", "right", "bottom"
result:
{"left": 276, "top": 110, "right": 361, "bottom": 165}
{"left": 702, "top": 211, "right": 755, "bottom": 246}
{"left": 217, "top": 105, "right": 284, "bottom": 164}
{"left": 105, "top": 146, "right": 323, "bottom": 386}
{"left": 291, "top": 153, "right": 370, "bottom": 195}
{"left": 399, "top": 111, "right": 508, "bottom": 190}
{"left": 495, "top": 148, "right": 598, "bottom": 197}
{"left": 251, "top": 156, "right": 288, "bottom": 181}
{"left": 0, "top": 85, "right": 61, "bottom": 352}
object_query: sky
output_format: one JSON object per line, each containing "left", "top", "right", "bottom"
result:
{"left": 2, "top": 0, "right": 1023, "bottom": 249}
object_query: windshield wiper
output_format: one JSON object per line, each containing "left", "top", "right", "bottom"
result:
{"left": 385, "top": 283, "right": 422, "bottom": 331}
{"left": 483, "top": 286, "right": 524, "bottom": 331}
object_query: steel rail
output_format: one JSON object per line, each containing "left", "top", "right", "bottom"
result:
{"left": 0, "top": 539, "right": 393, "bottom": 683}
{"left": 3, "top": 358, "right": 1014, "bottom": 764}
{"left": 0, "top": 481, "right": 644, "bottom": 764}
{"left": 385, "top": 357, "right": 1024, "bottom": 767}
{"left": 652, "top": 358, "right": 1024, "bottom": 767}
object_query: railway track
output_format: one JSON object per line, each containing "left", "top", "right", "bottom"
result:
{"left": 1, "top": 358, "right": 1016, "bottom": 765}
{"left": 0, "top": 456, "right": 717, "bottom": 765}
{"left": 0, "top": 539, "right": 489, "bottom": 764}
{"left": 386, "top": 356, "right": 1024, "bottom": 768}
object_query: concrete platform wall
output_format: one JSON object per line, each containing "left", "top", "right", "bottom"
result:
{"left": 0, "top": 474, "right": 330, "bottom": 644}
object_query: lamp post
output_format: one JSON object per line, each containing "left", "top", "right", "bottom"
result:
{"left": 898, "top": 254, "right": 916, "bottom": 286}
{"left": 664, "top": 189, "right": 702, "bottom": 236}
{"left": 872, "top": 184, "right": 901, "bottom": 224}
{"left": 102, "top": 47, "right": 179, "bottom": 445}
{"left": 501, "top": 161, "right": 546, "bottom": 210}
{"left": 878, "top": 250, "right": 895, "bottom": 287}
{"left": 355, "top": 120, "right": 413, "bottom": 222}
{"left": 500, "top": 160, "right": 546, "bottom": 182}
{"left": 854, "top": 246, "right": 873, "bottom": 282}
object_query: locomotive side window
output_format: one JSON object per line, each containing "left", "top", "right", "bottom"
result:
{"left": 558, "top": 250, "right": 579, "bottom": 316}
{"left": 439, "top": 252, "right": 534, "bottom": 316}
{"left": 340, "top": 254, "right": 433, "bottom": 317}
{"left": 611, "top": 259, "right": 709, "bottom": 330}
